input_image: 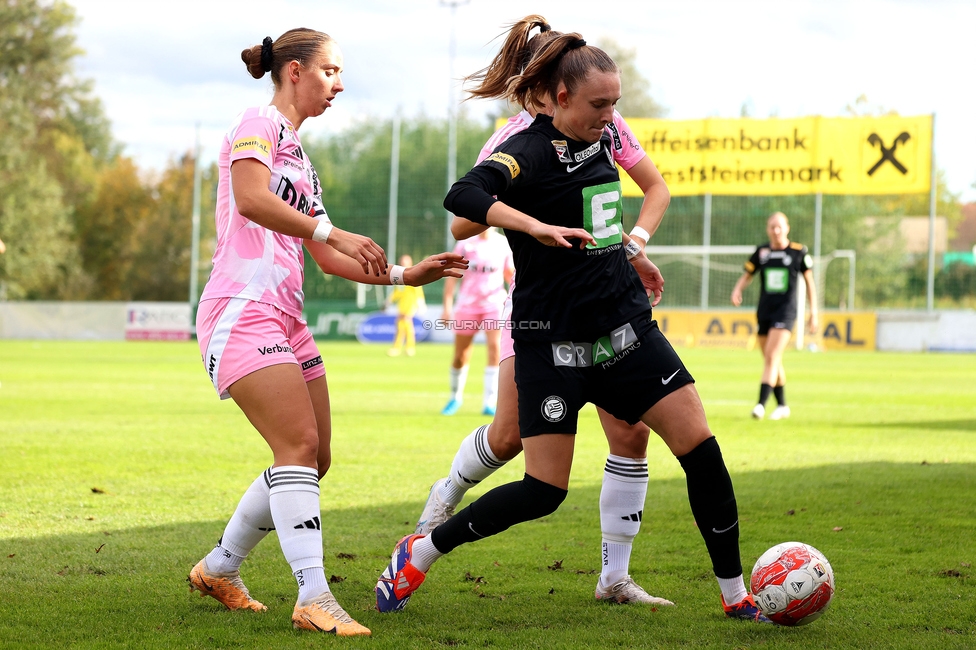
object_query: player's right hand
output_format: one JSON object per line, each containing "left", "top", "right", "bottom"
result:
{"left": 327, "top": 228, "right": 388, "bottom": 276}
{"left": 403, "top": 253, "right": 468, "bottom": 286}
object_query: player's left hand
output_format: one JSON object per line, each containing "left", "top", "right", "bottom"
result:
{"left": 402, "top": 253, "right": 468, "bottom": 286}
{"left": 631, "top": 255, "right": 664, "bottom": 307}
{"left": 526, "top": 222, "right": 595, "bottom": 248}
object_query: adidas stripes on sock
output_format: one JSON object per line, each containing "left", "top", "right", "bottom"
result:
{"left": 438, "top": 424, "right": 505, "bottom": 507}
{"left": 676, "top": 437, "right": 743, "bottom": 580}
{"left": 205, "top": 467, "right": 275, "bottom": 573}
{"left": 449, "top": 365, "right": 469, "bottom": 402}
{"left": 268, "top": 465, "right": 330, "bottom": 602}
{"left": 599, "top": 455, "right": 648, "bottom": 588}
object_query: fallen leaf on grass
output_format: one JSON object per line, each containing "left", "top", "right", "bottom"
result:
{"left": 786, "top": 509, "right": 795, "bottom": 516}
{"left": 329, "top": 575, "right": 346, "bottom": 584}
{"left": 833, "top": 527, "right": 843, "bottom": 532}
{"left": 547, "top": 560, "right": 563, "bottom": 571}
{"left": 939, "top": 569, "right": 963, "bottom": 578}
{"left": 7, "top": 554, "right": 14, "bottom": 558}
{"left": 464, "top": 572, "right": 486, "bottom": 584}
{"left": 548, "top": 588, "right": 555, "bottom": 595}
{"left": 336, "top": 552, "right": 356, "bottom": 560}
{"left": 95, "top": 544, "right": 105, "bottom": 553}
{"left": 91, "top": 487, "right": 105, "bottom": 494}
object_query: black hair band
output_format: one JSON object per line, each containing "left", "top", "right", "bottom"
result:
{"left": 567, "top": 38, "right": 586, "bottom": 50}
{"left": 260, "top": 36, "right": 273, "bottom": 72}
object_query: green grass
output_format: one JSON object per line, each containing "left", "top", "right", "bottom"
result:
{"left": 1, "top": 340, "right": 974, "bottom": 649}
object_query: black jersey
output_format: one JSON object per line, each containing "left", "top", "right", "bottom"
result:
{"left": 445, "top": 114, "right": 649, "bottom": 342}
{"left": 744, "top": 241, "right": 812, "bottom": 321}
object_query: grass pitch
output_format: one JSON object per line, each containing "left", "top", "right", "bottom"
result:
{"left": 0, "top": 340, "right": 974, "bottom": 649}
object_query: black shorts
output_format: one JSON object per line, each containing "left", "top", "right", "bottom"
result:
{"left": 757, "top": 317, "right": 796, "bottom": 336}
{"left": 513, "top": 317, "right": 695, "bottom": 437}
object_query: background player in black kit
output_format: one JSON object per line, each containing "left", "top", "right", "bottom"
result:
{"left": 377, "top": 32, "right": 771, "bottom": 623}
{"left": 731, "top": 211, "right": 819, "bottom": 420}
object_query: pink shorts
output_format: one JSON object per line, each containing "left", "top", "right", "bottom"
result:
{"left": 452, "top": 303, "right": 505, "bottom": 337}
{"left": 196, "top": 298, "right": 325, "bottom": 399}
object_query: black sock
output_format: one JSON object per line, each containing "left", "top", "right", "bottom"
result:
{"left": 430, "top": 474, "right": 567, "bottom": 554}
{"left": 773, "top": 385, "right": 786, "bottom": 406}
{"left": 758, "top": 383, "right": 773, "bottom": 406}
{"left": 677, "top": 437, "right": 742, "bottom": 579}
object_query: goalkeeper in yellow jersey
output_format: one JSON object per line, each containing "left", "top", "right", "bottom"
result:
{"left": 388, "top": 255, "right": 426, "bottom": 356}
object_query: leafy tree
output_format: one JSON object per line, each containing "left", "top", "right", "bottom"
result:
{"left": 0, "top": 0, "right": 115, "bottom": 298}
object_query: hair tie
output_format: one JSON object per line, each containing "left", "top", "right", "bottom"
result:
{"left": 567, "top": 38, "right": 586, "bottom": 50}
{"left": 539, "top": 22, "right": 551, "bottom": 33}
{"left": 260, "top": 36, "right": 273, "bottom": 72}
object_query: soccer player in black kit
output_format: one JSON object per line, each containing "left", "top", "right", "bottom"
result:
{"left": 731, "top": 211, "right": 819, "bottom": 421}
{"left": 376, "top": 33, "right": 771, "bottom": 623}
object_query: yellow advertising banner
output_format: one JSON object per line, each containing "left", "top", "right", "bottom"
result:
{"left": 656, "top": 310, "right": 877, "bottom": 351}
{"left": 490, "top": 115, "right": 931, "bottom": 196}
{"left": 622, "top": 116, "right": 932, "bottom": 197}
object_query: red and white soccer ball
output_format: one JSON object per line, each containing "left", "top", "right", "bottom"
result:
{"left": 750, "top": 542, "right": 835, "bottom": 626}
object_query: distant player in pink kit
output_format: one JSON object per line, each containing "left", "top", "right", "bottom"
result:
{"left": 441, "top": 228, "right": 514, "bottom": 415}
{"left": 408, "top": 16, "right": 680, "bottom": 608}
{"left": 187, "top": 28, "right": 466, "bottom": 637}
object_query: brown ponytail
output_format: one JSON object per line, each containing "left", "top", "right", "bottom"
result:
{"left": 241, "top": 28, "right": 333, "bottom": 87}
{"left": 507, "top": 32, "right": 617, "bottom": 110}
{"left": 463, "top": 15, "right": 560, "bottom": 106}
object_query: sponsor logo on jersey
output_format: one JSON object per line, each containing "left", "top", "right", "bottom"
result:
{"left": 582, "top": 182, "right": 623, "bottom": 249}
{"left": 551, "top": 140, "right": 572, "bottom": 163}
{"left": 606, "top": 122, "right": 623, "bottom": 151}
{"left": 485, "top": 152, "right": 520, "bottom": 179}
{"left": 258, "top": 343, "right": 294, "bottom": 355}
{"left": 551, "top": 323, "right": 638, "bottom": 367}
{"left": 541, "top": 395, "right": 567, "bottom": 422}
{"left": 301, "top": 355, "right": 323, "bottom": 371}
{"left": 574, "top": 141, "right": 601, "bottom": 163}
{"left": 231, "top": 136, "right": 272, "bottom": 158}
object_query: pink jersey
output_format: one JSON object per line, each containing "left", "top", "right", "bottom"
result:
{"left": 200, "top": 105, "right": 328, "bottom": 319}
{"left": 451, "top": 230, "right": 513, "bottom": 311}
{"left": 477, "top": 109, "right": 646, "bottom": 170}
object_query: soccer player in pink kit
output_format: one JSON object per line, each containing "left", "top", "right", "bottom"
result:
{"left": 412, "top": 16, "right": 675, "bottom": 606}
{"left": 187, "top": 28, "right": 466, "bottom": 637}
{"left": 441, "top": 228, "right": 514, "bottom": 415}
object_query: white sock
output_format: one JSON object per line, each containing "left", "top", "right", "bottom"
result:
{"left": 599, "top": 455, "right": 648, "bottom": 588}
{"left": 718, "top": 575, "right": 748, "bottom": 605}
{"left": 449, "top": 365, "right": 469, "bottom": 401}
{"left": 268, "top": 465, "right": 328, "bottom": 602}
{"left": 482, "top": 365, "right": 499, "bottom": 408}
{"left": 409, "top": 535, "right": 444, "bottom": 573}
{"left": 439, "top": 424, "right": 505, "bottom": 506}
{"left": 206, "top": 468, "right": 275, "bottom": 573}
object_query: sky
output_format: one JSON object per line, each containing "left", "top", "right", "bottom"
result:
{"left": 70, "top": 0, "right": 976, "bottom": 201}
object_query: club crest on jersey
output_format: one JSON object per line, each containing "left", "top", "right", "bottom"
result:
{"left": 541, "top": 395, "right": 567, "bottom": 422}
{"left": 551, "top": 140, "right": 572, "bottom": 163}
{"left": 758, "top": 247, "right": 771, "bottom": 264}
